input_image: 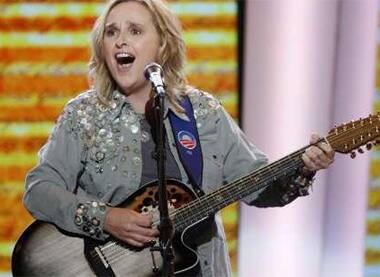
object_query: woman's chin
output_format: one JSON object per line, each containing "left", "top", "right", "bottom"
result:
{"left": 117, "top": 82, "right": 149, "bottom": 97}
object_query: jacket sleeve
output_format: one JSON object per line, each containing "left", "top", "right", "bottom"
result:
{"left": 217, "top": 105, "right": 313, "bottom": 208}
{"left": 23, "top": 102, "right": 109, "bottom": 240}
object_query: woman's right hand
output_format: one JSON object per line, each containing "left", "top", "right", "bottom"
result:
{"left": 104, "top": 207, "right": 159, "bottom": 247}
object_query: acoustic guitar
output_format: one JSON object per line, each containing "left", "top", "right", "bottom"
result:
{"left": 11, "top": 114, "right": 380, "bottom": 276}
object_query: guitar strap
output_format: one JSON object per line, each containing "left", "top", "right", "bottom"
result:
{"left": 168, "top": 96, "right": 203, "bottom": 194}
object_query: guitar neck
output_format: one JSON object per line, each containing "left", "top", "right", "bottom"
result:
{"left": 172, "top": 114, "right": 380, "bottom": 231}
{"left": 172, "top": 146, "right": 307, "bottom": 231}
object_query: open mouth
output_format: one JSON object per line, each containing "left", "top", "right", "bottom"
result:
{"left": 115, "top": 52, "right": 135, "bottom": 66}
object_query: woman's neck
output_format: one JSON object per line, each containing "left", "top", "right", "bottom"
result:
{"left": 125, "top": 89, "right": 151, "bottom": 114}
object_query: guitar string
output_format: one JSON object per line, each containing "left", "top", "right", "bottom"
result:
{"left": 171, "top": 123, "right": 380, "bottom": 227}
{"left": 100, "top": 133, "right": 375, "bottom": 265}
{"left": 98, "top": 244, "right": 140, "bottom": 267}
{"left": 101, "top": 147, "right": 311, "bottom": 264}
{"left": 99, "top": 242, "right": 122, "bottom": 257}
{"left": 104, "top": 155, "right": 300, "bottom": 263}
{"left": 100, "top": 127, "right": 379, "bottom": 264}
{"left": 98, "top": 120, "right": 380, "bottom": 265}
{"left": 103, "top": 153, "right": 304, "bottom": 265}
{"left": 173, "top": 155, "right": 303, "bottom": 229}
{"left": 174, "top": 142, "right": 314, "bottom": 224}
{"left": 99, "top": 240, "right": 120, "bottom": 252}
{"left": 173, "top": 130, "right": 380, "bottom": 228}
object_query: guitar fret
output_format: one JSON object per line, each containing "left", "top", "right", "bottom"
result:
{"left": 173, "top": 144, "right": 319, "bottom": 232}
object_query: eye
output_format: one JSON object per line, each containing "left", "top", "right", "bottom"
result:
{"left": 105, "top": 27, "right": 118, "bottom": 37}
{"left": 130, "top": 28, "right": 142, "bottom": 35}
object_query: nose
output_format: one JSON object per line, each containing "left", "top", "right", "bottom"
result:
{"left": 116, "top": 38, "right": 128, "bottom": 48}
{"left": 115, "top": 30, "right": 129, "bottom": 48}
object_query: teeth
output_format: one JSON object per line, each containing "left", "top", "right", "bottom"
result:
{"left": 116, "top": 52, "right": 133, "bottom": 58}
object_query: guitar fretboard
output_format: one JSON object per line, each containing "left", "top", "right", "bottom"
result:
{"left": 171, "top": 146, "right": 309, "bottom": 231}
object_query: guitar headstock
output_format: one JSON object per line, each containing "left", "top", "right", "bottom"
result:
{"left": 327, "top": 114, "right": 380, "bottom": 157}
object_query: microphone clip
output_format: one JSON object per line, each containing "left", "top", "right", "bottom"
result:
{"left": 144, "top": 62, "right": 166, "bottom": 96}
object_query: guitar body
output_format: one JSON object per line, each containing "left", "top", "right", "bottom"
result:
{"left": 12, "top": 115, "right": 380, "bottom": 276}
{"left": 12, "top": 180, "right": 207, "bottom": 277}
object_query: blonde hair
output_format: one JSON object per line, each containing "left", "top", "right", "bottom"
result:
{"left": 89, "top": 0, "right": 188, "bottom": 109}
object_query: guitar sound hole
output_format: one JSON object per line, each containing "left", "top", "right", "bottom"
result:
{"left": 171, "top": 193, "right": 183, "bottom": 208}
{"left": 143, "top": 197, "right": 154, "bottom": 207}
{"left": 172, "top": 193, "right": 182, "bottom": 202}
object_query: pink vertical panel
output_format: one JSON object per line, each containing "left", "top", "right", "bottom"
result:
{"left": 239, "top": 0, "right": 377, "bottom": 276}
{"left": 240, "top": 1, "right": 337, "bottom": 276}
{"left": 322, "top": 1, "right": 377, "bottom": 277}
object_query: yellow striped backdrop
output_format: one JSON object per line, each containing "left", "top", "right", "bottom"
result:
{"left": 365, "top": 6, "right": 380, "bottom": 276}
{"left": 0, "top": 0, "right": 240, "bottom": 274}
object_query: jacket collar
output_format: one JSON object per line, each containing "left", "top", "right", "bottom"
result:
{"left": 109, "top": 90, "right": 190, "bottom": 122}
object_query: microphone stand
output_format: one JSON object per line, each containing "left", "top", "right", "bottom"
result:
{"left": 152, "top": 86, "right": 175, "bottom": 277}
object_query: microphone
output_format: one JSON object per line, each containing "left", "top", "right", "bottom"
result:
{"left": 144, "top": 62, "right": 165, "bottom": 95}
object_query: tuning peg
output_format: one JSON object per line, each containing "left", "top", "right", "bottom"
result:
{"left": 366, "top": 143, "right": 373, "bottom": 150}
{"left": 358, "top": 147, "right": 364, "bottom": 154}
{"left": 350, "top": 152, "right": 356, "bottom": 159}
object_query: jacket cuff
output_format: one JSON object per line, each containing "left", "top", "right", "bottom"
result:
{"left": 74, "top": 200, "right": 108, "bottom": 240}
{"left": 281, "top": 173, "right": 315, "bottom": 203}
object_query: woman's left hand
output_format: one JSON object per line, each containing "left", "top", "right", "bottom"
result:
{"left": 302, "top": 133, "right": 335, "bottom": 173}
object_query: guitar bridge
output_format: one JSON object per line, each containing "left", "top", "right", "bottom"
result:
{"left": 95, "top": 246, "right": 110, "bottom": 269}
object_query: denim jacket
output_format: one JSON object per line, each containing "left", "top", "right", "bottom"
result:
{"left": 24, "top": 88, "right": 310, "bottom": 276}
